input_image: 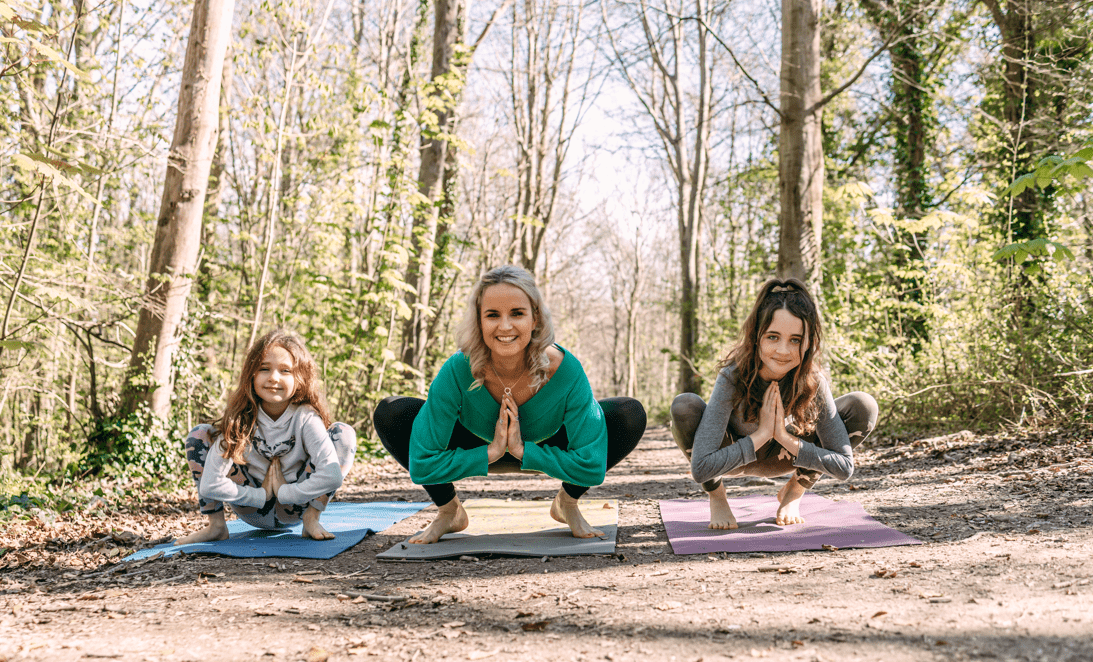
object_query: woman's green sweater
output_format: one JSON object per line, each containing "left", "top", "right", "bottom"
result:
{"left": 408, "top": 347, "right": 608, "bottom": 487}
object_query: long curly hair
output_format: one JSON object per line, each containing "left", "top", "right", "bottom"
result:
{"left": 455, "top": 265, "right": 555, "bottom": 392}
{"left": 719, "top": 278, "right": 824, "bottom": 435}
{"left": 215, "top": 329, "right": 332, "bottom": 464}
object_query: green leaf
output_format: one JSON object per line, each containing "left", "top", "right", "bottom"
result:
{"left": 0, "top": 340, "right": 38, "bottom": 351}
{"left": 1075, "top": 145, "right": 1093, "bottom": 161}
{"left": 27, "top": 36, "right": 91, "bottom": 82}
{"left": 1014, "top": 249, "right": 1029, "bottom": 264}
{"left": 1034, "top": 155, "right": 1064, "bottom": 169}
{"left": 1072, "top": 163, "right": 1093, "bottom": 180}
{"left": 992, "top": 244, "right": 1017, "bottom": 261}
{"left": 1001, "top": 173, "right": 1035, "bottom": 197}
{"left": 12, "top": 16, "right": 51, "bottom": 33}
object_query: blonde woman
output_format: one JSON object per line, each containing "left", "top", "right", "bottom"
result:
{"left": 374, "top": 265, "right": 646, "bottom": 543}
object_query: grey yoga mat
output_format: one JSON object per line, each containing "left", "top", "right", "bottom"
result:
{"left": 660, "top": 493, "right": 923, "bottom": 555}
{"left": 378, "top": 498, "right": 618, "bottom": 560}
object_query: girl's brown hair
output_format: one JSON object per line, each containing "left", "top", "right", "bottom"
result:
{"left": 719, "top": 278, "right": 823, "bottom": 435}
{"left": 215, "top": 329, "right": 332, "bottom": 464}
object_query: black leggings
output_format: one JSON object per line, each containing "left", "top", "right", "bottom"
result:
{"left": 373, "top": 396, "right": 646, "bottom": 506}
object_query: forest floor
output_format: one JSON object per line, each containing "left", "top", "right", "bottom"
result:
{"left": 1, "top": 425, "right": 1092, "bottom": 662}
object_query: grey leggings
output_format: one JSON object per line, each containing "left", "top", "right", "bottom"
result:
{"left": 671, "top": 392, "right": 878, "bottom": 492}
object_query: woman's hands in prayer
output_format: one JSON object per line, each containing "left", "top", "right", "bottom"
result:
{"left": 503, "top": 395, "right": 524, "bottom": 460}
{"left": 264, "top": 457, "right": 286, "bottom": 501}
{"left": 487, "top": 395, "right": 524, "bottom": 462}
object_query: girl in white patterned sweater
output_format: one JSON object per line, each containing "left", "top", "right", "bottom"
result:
{"left": 177, "top": 330, "right": 355, "bottom": 544}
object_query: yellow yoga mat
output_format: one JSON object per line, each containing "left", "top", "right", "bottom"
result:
{"left": 377, "top": 498, "right": 618, "bottom": 559}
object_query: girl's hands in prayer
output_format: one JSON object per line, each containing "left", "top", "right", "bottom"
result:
{"left": 754, "top": 382, "right": 780, "bottom": 449}
{"left": 503, "top": 396, "right": 524, "bottom": 460}
{"left": 488, "top": 404, "right": 511, "bottom": 462}
{"left": 264, "top": 457, "right": 286, "bottom": 501}
{"left": 772, "top": 394, "right": 797, "bottom": 461}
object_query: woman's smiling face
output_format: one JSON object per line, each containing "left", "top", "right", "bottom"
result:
{"left": 479, "top": 283, "right": 536, "bottom": 362}
{"left": 757, "top": 308, "right": 807, "bottom": 381}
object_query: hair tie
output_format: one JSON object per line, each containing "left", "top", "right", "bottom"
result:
{"left": 770, "top": 285, "right": 794, "bottom": 293}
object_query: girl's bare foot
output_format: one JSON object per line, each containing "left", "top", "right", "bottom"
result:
{"left": 550, "top": 489, "right": 605, "bottom": 538}
{"left": 707, "top": 482, "right": 738, "bottom": 530}
{"left": 775, "top": 476, "right": 807, "bottom": 525}
{"left": 409, "top": 496, "right": 469, "bottom": 544}
{"left": 301, "top": 506, "right": 335, "bottom": 540}
{"left": 176, "top": 511, "right": 229, "bottom": 545}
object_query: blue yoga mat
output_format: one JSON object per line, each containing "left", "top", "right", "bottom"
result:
{"left": 124, "top": 501, "right": 428, "bottom": 561}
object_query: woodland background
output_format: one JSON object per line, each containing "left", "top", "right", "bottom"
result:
{"left": 1, "top": 0, "right": 1091, "bottom": 498}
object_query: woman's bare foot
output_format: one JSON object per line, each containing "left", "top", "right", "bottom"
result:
{"left": 301, "top": 506, "right": 335, "bottom": 540}
{"left": 550, "top": 489, "right": 605, "bottom": 538}
{"left": 707, "top": 482, "right": 738, "bottom": 530}
{"left": 775, "top": 477, "right": 807, "bottom": 525}
{"left": 409, "top": 496, "right": 469, "bottom": 544}
{"left": 176, "top": 511, "right": 229, "bottom": 545}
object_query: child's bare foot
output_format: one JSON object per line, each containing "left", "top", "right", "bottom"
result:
{"left": 775, "top": 476, "right": 807, "bottom": 525}
{"left": 550, "top": 489, "right": 605, "bottom": 538}
{"left": 409, "top": 496, "right": 469, "bottom": 544}
{"left": 301, "top": 506, "right": 335, "bottom": 540}
{"left": 707, "top": 482, "right": 738, "bottom": 530}
{"left": 176, "top": 511, "right": 228, "bottom": 545}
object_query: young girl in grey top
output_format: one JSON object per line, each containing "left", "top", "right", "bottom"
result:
{"left": 671, "top": 278, "right": 878, "bottom": 529}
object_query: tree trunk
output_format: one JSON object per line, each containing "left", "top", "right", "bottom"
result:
{"left": 864, "top": 0, "right": 932, "bottom": 343}
{"left": 601, "top": 0, "right": 714, "bottom": 394}
{"left": 677, "top": 0, "right": 711, "bottom": 395}
{"left": 401, "top": 0, "right": 468, "bottom": 394}
{"left": 118, "top": 0, "right": 235, "bottom": 420}
{"left": 511, "top": 0, "right": 586, "bottom": 274}
{"left": 984, "top": 0, "right": 1047, "bottom": 244}
{"left": 777, "top": 0, "right": 824, "bottom": 287}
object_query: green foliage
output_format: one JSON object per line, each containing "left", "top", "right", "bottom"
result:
{"left": 82, "top": 410, "right": 185, "bottom": 480}
{"left": 994, "top": 141, "right": 1092, "bottom": 273}
{"left": 1001, "top": 143, "right": 1093, "bottom": 199}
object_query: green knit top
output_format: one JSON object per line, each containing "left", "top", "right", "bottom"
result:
{"left": 408, "top": 347, "right": 608, "bottom": 486}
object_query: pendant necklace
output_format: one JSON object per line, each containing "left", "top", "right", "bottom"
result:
{"left": 490, "top": 363, "right": 526, "bottom": 398}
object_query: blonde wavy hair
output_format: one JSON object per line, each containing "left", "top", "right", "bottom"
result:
{"left": 456, "top": 265, "right": 555, "bottom": 392}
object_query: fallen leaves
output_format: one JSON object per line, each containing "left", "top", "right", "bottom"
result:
{"left": 40, "top": 602, "right": 76, "bottom": 612}
{"left": 520, "top": 620, "right": 551, "bottom": 631}
{"left": 306, "top": 646, "right": 329, "bottom": 662}
{"left": 757, "top": 565, "right": 796, "bottom": 574}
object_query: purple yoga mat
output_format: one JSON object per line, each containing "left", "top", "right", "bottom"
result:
{"left": 660, "top": 493, "right": 923, "bottom": 555}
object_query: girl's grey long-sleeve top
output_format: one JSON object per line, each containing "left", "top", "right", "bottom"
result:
{"left": 690, "top": 365, "right": 855, "bottom": 484}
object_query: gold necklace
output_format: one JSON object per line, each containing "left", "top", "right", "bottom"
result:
{"left": 490, "top": 363, "right": 526, "bottom": 398}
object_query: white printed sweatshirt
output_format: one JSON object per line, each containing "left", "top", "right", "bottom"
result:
{"left": 199, "top": 404, "right": 342, "bottom": 508}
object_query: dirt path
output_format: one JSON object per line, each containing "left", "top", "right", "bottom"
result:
{"left": 2, "top": 426, "right": 1092, "bottom": 662}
